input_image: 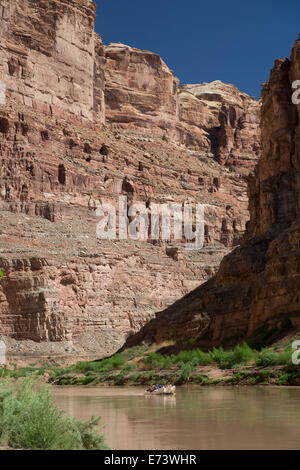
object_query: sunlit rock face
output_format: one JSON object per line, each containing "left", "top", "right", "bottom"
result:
{"left": 0, "top": 0, "right": 261, "bottom": 359}
{"left": 104, "top": 43, "right": 179, "bottom": 135}
{"left": 0, "top": 94, "right": 251, "bottom": 354}
{"left": 123, "top": 38, "right": 300, "bottom": 352}
{"left": 0, "top": 0, "right": 105, "bottom": 124}
{"left": 104, "top": 44, "right": 261, "bottom": 167}
{"left": 178, "top": 81, "right": 261, "bottom": 166}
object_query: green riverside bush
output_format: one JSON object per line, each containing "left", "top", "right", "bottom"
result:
{"left": 0, "top": 379, "right": 109, "bottom": 450}
{"left": 255, "top": 349, "right": 291, "bottom": 367}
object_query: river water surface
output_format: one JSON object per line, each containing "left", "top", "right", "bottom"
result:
{"left": 53, "top": 385, "right": 300, "bottom": 450}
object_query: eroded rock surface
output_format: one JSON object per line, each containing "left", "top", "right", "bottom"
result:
{"left": 178, "top": 81, "right": 261, "bottom": 166}
{"left": 0, "top": 98, "right": 249, "bottom": 354}
{"left": 123, "top": 38, "right": 300, "bottom": 352}
{"left": 0, "top": 0, "right": 261, "bottom": 358}
{"left": 0, "top": 0, "right": 105, "bottom": 124}
{"left": 104, "top": 44, "right": 261, "bottom": 165}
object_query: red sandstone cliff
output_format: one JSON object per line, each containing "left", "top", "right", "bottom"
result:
{"left": 0, "top": 0, "right": 261, "bottom": 359}
{"left": 178, "top": 81, "right": 261, "bottom": 166}
{"left": 123, "top": 39, "right": 300, "bottom": 352}
{"left": 104, "top": 43, "right": 179, "bottom": 134}
{"left": 0, "top": 0, "right": 105, "bottom": 124}
{"left": 104, "top": 44, "right": 261, "bottom": 165}
{"left": 0, "top": 1, "right": 261, "bottom": 161}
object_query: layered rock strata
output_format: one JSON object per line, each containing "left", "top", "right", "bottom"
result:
{"left": 104, "top": 44, "right": 261, "bottom": 166}
{"left": 178, "top": 81, "right": 261, "bottom": 166}
{"left": 123, "top": 38, "right": 300, "bottom": 352}
{"left": 0, "top": 96, "right": 249, "bottom": 352}
{"left": 0, "top": 0, "right": 261, "bottom": 357}
{"left": 0, "top": 0, "right": 105, "bottom": 124}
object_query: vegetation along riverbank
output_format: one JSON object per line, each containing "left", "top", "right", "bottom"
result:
{"left": 0, "top": 378, "right": 109, "bottom": 450}
{"left": 2, "top": 334, "right": 300, "bottom": 388}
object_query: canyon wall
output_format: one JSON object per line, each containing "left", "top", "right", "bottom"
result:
{"left": 104, "top": 43, "right": 179, "bottom": 135}
{"left": 0, "top": 94, "right": 250, "bottom": 356}
{"left": 0, "top": 0, "right": 261, "bottom": 358}
{"left": 0, "top": 0, "right": 105, "bottom": 124}
{"left": 104, "top": 44, "right": 261, "bottom": 166}
{"left": 0, "top": 0, "right": 261, "bottom": 159}
{"left": 178, "top": 81, "right": 260, "bottom": 166}
{"left": 124, "top": 38, "right": 300, "bottom": 352}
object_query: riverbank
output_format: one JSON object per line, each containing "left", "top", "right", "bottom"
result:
{"left": 50, "top": 364, "right": 300, "bottom": 387}
{"left": 2, "top": 336, "right": 300, "bottom": 387}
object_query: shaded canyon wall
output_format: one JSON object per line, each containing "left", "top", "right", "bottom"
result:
{"left": 123, "top": 39, "right": 300, "bottom": 352}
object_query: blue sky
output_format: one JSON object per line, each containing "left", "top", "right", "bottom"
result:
{"left": 95, "top": 0, "right": 300, "bottom": 100}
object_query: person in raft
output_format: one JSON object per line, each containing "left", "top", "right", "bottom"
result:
{"left": 146, "top": 384, "right": 164, "bottom": 393}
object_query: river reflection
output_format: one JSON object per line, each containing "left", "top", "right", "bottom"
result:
{"left": 53, "top": 385, "right": 300, "bottom": 450}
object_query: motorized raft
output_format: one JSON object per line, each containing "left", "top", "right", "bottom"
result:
{"left": 145, "top": 384, "right": 176, "bottom": 396}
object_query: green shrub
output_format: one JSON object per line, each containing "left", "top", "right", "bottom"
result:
{"left": 0, "top": 379, "right": 108, "bottom": 450}
{"left": 121, "top": 364, "right": 136, "bottom": 373}
{"left": 255, "top": 349, "right": 291, "bottom": 367}
{"left": 0, "top": 366, "right": 47, "bottom": 379}
{"left": 253, "top": 371, "right": 271, "bottom": 384}
{"left": 143, "top": 353, "right": 172, "bottom": 369}
{"left": 232, "top": 343, "right": 254, "bottom": 364}
{"left": 73, "top": 355, "right": 126, "bottom": 374}
{"left": 175, "top": 363, "right": 195, "bottom": 384}
{"left": 194, "top": 374, "right": 211, "bottom": 384}
{"left": 172, "top": 349, "right": 212, "bottom": 366}
{"left": 277, "top": 350, "right": 292, "bottom": 365}
{"left": 113, "top": 364, "right": 135, "bottom": 385}
{"left": 210, "top": 343, "right": 255, "bottom": 369}
{"left": 278, "top": 370, "right": 298, "bottom": 385}
{"left": 256, "top": 350, "right": 277, "bottom": 366}
{"left": 210, "top": 346, "right": 227, "bottom": 364}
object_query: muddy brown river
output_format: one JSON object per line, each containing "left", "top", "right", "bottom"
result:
{"left": 53, "top": 385, "right": 300, "bottom": 450}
